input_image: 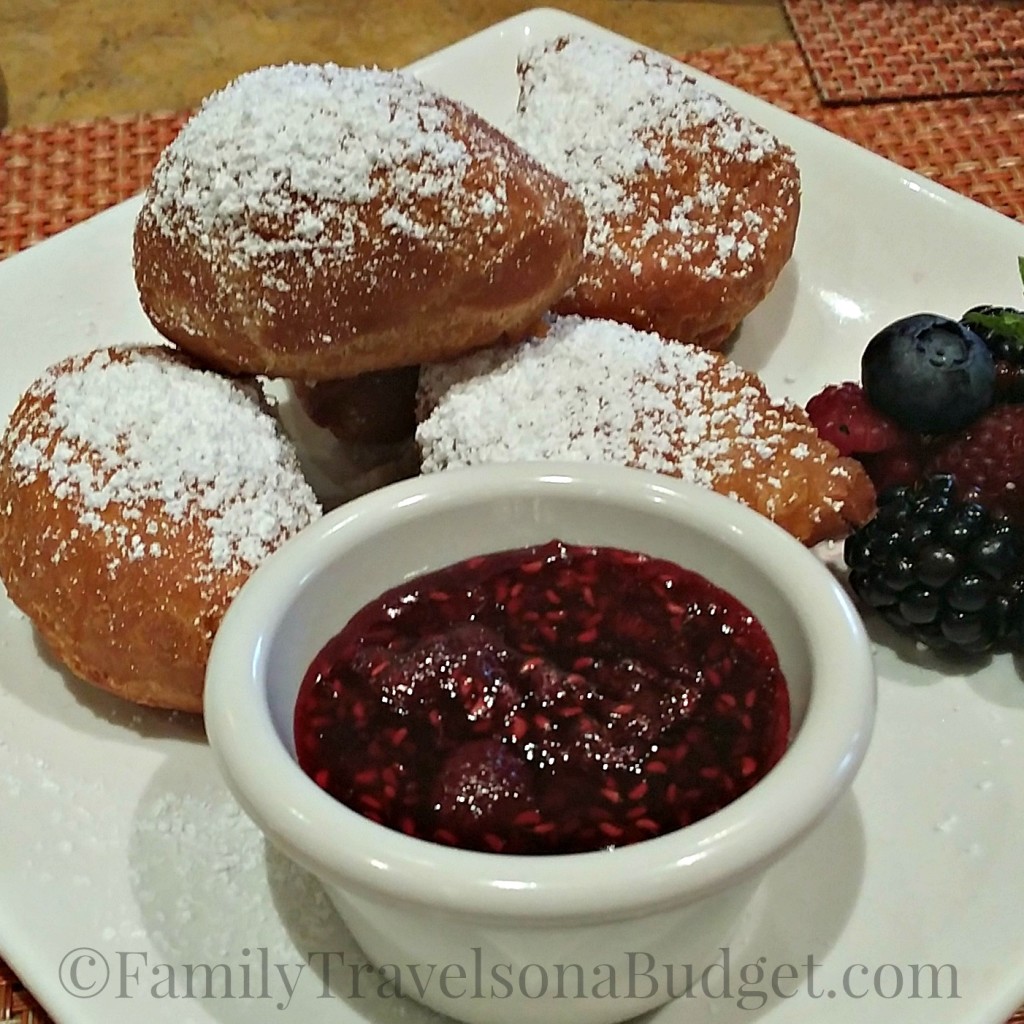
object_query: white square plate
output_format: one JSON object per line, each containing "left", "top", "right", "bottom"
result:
{"left": 2, "top": 8, "right": 1023, "bottom": 1023}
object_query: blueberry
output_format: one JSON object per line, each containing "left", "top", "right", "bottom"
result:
{"left": 861, "top": 314, "right": 995, "bottom": 433}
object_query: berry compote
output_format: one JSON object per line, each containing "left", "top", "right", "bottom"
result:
{"left": 294, "top": 540, "right": 790, "bottom": 855}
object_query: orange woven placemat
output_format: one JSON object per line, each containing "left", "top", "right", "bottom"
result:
{"left": 0, "top": 960, "right": 48, "bottom": 1024}
{"left": 1, "top": 38, "right": 1024, "bottom": 1024}
{"left": 782, "top": 0, "right": 1024, "bottom": 104}
{"left": 2, "top": 40, "right": 1023, "bottom": 265}
{"left": 0, "top": 112, "right": 188, "bottom": 259}
{"left": 684, "top": 41, "right": 1024, "bottom": 222}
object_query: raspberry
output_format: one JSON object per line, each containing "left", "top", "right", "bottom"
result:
{"left": 805, "top": 382, "right": 914, "bottom": 457}
{"left": 844, "top": 475, "right": 1024, "bottom": 654}
{"left": 858, "top": 447, "right": 925, "bottom": 493}
{"left": 432, "top": 740, "right": 537, "bottom": 851}
{"left": 926, "top": 404, "right": 1024, "bottom": 528}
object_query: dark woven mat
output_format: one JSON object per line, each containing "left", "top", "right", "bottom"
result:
{"left": 782, "top": 0, "right": 1024, "bottom": 104}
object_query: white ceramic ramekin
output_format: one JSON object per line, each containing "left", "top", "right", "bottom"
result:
{"left": 205, "top": 462, "right": 876, "bottom": 1024}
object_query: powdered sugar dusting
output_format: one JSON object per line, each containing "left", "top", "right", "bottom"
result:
{"left": 0, "top": 738, "right": 348, "bottom": 983}
{"left": 145, "top": 63, "right": 506, "bottom": 273}
{"left": 9, "top": 347, "right": 320, "bottom": 576}
{"left": 509, "top": 35, "right": 795, "bottom": 287}
{"left": 419, "top": 317, "right": 705, "bottom": 481}
{"left": 417, "top": 316, "right": 845, "bottom": 525}
{"left": 131, "top": 787, "right": 346, "bottom": 966}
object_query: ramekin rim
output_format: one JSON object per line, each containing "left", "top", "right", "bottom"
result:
{"left": 205, "top": 462, "right": 876, "bottom": 918}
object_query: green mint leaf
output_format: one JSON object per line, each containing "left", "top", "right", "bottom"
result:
{"left": 963, "top": 308, "right": 1024, "bottom": 346}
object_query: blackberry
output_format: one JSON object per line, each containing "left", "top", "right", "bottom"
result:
{"left": 960, "top": 305, "right": 1024, "bottom": 402}
{"left": 961, "top": 305, "right": 1024, "bottom": 362}
{"left": 844, "top": 475, "right": 1024, "bottom": 655}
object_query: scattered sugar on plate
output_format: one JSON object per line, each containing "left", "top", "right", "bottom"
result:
{"left": 0, "top": 736, "right": 351, "bottom": 990}
{"left": 0, "top": 739, "right": 127, "bottom": 888}
{"left": 130, "top": 788, "right": 344, "bottom": 963}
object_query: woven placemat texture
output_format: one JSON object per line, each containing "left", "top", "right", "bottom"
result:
{"left": 684, "top": 41, "right": 1024, "bottom": 222}
{"left": 1, "top": 39, "right": 1024, "bottom": 1024}
{"left": 0, "top": 960, "right": 48, "bottom": 1024}
{"left": 782, "top": 0, "right": 1024, "bottom": 104}
{"left": 2, "top": 41, "right": 1023, "bottom": 265}
{"left": 0, "top": 112, "right": 188, "bottom": 259}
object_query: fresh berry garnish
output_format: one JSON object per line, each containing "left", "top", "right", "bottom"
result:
{"left": 805, "top": 382, "right": 923, "bottom": 491}
{"left": 861, "top": 314, "right": 995, "bottom": 434}
{"left": 926, "top": 404, "right": 1024, "bottom": 528}
{"left": 961, "top": 305, "right": 1024, "bottom": 361}
{"left": 993, "top": 362, "right": 1024, "bottom": 404}
{"left": 960, "top": 306, "right": 1024, "bottom": 402}
{"left": 844, "top": 474, "right": 1024, "bottom": 654}
{"left": 805, "top": 382, "right": 914, "bottom": 457}
{"left": 858, "top": 446, "right": 926, "bottom": 492}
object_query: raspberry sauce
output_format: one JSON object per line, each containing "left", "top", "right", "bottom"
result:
{"left": 294, "top": 540, "right": 790, "bottom": 855}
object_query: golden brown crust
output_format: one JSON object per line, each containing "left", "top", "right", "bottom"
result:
{"left": 642, "top": 357, "right": 875, "bottom": 545}
{"left": 0, "top": 489, "right": 244, "bottom": 714}
{"left": 416, "top": 316, "right": 874, "bottom": 547}
{"left": 133, "top": 64, "right": 586, "bottom": 380}
{"left": 512, "top": 36, "right": 800, "bottom": 351}
{"left": 552, "top": 153, "right": 800, "bottom": 350}
{"left": 0, "top": 346, "right": 320, "bottom": 713}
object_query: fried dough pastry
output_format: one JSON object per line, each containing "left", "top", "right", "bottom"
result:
{"left": 510, "top": 36, "right": 800, "bottom": 350}
{"left": 275, "top": 371, "right": 421, "bottom": 510}
{"left": 416, "top": 316, "right": 874, "bottom": 545}
{"left": 0, "top": 346, "right": 321, "bottom": 713}
{"left": 293, "top": 366, "right": 421, "bottom": 446}
{"left": 134, "top": 63, "right": 587, "bottom": 381}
